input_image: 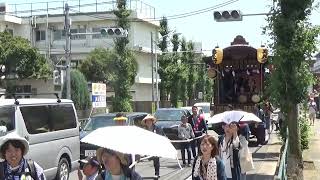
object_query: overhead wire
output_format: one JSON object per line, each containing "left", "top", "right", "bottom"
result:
{"left": 68, "top": 0, "right": 239, "bottom": 22}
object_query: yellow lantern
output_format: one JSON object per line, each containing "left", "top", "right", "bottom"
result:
{"left": 257, "top": 46, "right": 268, "bottom": 63}
{"left": 212, "top": 47, "right": 223, "bottom": 64}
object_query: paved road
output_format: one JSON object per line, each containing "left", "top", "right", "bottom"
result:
{"left": 69, "top": 130, "right": 280, "bottom": 180}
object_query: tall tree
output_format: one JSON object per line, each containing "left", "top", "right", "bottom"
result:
{"left": 158, "top": 17, "right": 170, "bottom": 101}
{"left": 179, "top": 37, "right": 188, "bottom": 105}
{"left": 266, "top": 0, "right": 319, "bottom": 178}
{"left": 79, "top": 48, "right": 117, "bottom": 83}
{"left": 112, "top": 0, "right": 137, "bottom": 112}
{"left": 186, "top": 41, "right": 196, "bottom": 105}
{"left": 169, "top": 34, "right": 180, "bottom": 107}
{"left": 0, "top": 32, "right": 51, "bottom": 80}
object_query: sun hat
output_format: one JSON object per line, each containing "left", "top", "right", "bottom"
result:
{"left": 78, "top": 156, "right": 100, "bottom": 168}
{"left": 0, "top": 133, "right": 29, "bottom": 159}
{"left": 96, "top": 148, "right": 128, "bottom": 166}
{"left": 141, "top": 114, "right": 157, "bottom": 125}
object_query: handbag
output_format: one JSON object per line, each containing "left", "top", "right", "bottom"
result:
{"left": 239, "top": 136, "right": 254, "bottom": 173}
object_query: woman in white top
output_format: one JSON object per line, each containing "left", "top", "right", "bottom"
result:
{"left": 218, "top": 122, "right": 241, "bottom": 180}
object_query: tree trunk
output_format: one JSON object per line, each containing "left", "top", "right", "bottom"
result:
{"left": 287, "top": 104, "right": 304, "bottom": 180}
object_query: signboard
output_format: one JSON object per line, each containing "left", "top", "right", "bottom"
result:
{"left": 92, "top": 83, "right": 106, "bottom": 108}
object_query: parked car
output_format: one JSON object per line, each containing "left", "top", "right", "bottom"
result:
{"left": 80, "top": 112, "right": 148, "bottom": 159}
{"left": 0, "top": 98, "right": 79, "bottom": 180}
{"left": 154, "top": 108, "right": 191, "bottom": 149}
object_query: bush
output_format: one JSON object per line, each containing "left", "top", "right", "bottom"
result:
{"left": 62, "top": 69, "right": 91, "bottom": 110}
{"left": 299, "top": 115, "right": 311, "bottom": 150}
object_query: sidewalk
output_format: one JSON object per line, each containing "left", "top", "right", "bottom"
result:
{"left": 303, "top": 119, "right": 320, "bottom": 180}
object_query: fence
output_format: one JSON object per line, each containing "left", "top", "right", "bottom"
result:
{"left": 275, "top": 128, "right": 289, "bottom": 180}
{"left": 6, "top": 0, "right": 155, "bottom": 19}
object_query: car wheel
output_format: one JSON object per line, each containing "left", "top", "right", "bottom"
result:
{"left": 55, "top": 157, "right": 69, "bottom": 180}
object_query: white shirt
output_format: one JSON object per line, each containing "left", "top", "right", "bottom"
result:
{"left": 111, "top": 175, "right": 122, "bottom": 180}
{"left": 221, "top": 136, "right": 240, "bottom": 178}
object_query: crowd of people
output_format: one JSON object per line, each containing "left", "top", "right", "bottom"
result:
{"left": 0, "top": 106, "right": 255, "bottom": 180}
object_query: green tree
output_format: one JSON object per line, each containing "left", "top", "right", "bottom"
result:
{"left": 0, "top": 32, "right": 51, "bottom": 80}
{"left": 186, "top": 41, "right": 196, "bottom": 104}
{"left": 79, "top": 48, "right": 117, "bottom": 83}
{"left": 169, "top": 34, "right": 180, "bottom": 107}
{"left": 112, "top": 0, "right": 137, "bottom": 112}
{"left": 158, "top": 17, "right": 170, "bottom": 101}
{"left": 265, "top": 0, "right": 320, "bottom": 178}
{"left": 62, "top": 69, "right": 91, "bottom": 110}
{"left": 179, "top": 37, "right": 188, "bottom": 105}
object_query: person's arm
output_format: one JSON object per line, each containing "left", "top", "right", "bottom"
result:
{"left": 189, "top": 124, "right": 195, "bottom": 138}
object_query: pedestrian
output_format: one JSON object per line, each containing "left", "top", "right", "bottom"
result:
{"left": 178, "top": 115, "right": 195, "bottom": 167}
{"left": 218, "top": 122, "right": 241, "bottom": 180}
{"left": 0, "top": 133, "right": 46, "bottom": 180}
{"left": 113, "top": 112, "right": 128, "bottom": 126}
{"left": 96, "top": 148, "right": 142, "bottom": 180}
{"left": 263, "top": 102, "right": 273, "bottom": 134}
{"left": 142, "top": 114, "right": 163, "bottom": 177}
{"left": 77, "top": 156, "right": 100, "bottom": 180}
{"left": 188, "top": 106, "right": 207, "bottom": 158}
{"left": 308, "top": 98, "right": 317, "bottom": 126}
{"left": 192, "top": 135, "right": 227, "bottom": 180}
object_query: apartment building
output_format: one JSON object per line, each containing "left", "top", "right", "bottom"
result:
{"left": 0, "top": 0, "right": 160, "bottom": 101}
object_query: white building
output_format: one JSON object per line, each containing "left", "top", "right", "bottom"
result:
{"left": 0, "top": 0, "right": 160, "bottom": 101}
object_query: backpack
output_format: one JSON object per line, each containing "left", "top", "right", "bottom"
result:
{"left": 0, "top": 159, "right": 38, "bottom": 180}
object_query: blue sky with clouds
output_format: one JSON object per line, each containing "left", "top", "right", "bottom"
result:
{"left": 6, "top": 0, "right": 320, "bottom": 54}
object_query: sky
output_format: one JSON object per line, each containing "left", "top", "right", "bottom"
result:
{"left": 5, "top": 0, "right": 320, "bottom": 55}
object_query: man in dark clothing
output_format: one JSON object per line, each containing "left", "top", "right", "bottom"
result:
{"left": 188, "top": 106, "right": 207, "bottom": 158}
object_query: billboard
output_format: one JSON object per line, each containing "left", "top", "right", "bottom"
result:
{"left": 92, "top": 83, "right": 106, "bottom": 108}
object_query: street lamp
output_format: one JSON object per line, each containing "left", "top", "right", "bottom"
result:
{"left": 151, "top": 31, "right": 181, "bottom": 110}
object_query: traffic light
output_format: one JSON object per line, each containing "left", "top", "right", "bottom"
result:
{"left": 257, "top": 46, "right": 268, "bottom": 63}
{"left": 100, "top": 28, "right": 128, "bottom": 38}
{"left": 213, "top": 10, "right": 242, "bottom": 22}
{"left": 53, "top": 70, "right": 61, "bottom": 85}
{"left": 212, "top": 47, "right": 223, "bottom": 64}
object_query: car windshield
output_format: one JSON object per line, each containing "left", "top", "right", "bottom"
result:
{"left": 83, "top": 116, "right": 116, "bottom": 131}
{"left": 198, "top": 106, "right": 210, "bottom": 113}
{"left": 155, "top": 110, "right": 184, "bottom": 121}
{"left": 0, "top": 106, "right": 15, "bottom": 136}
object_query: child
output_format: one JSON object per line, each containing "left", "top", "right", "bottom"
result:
{"left": 178, "top": 115, "right": 195, "bottom": 166}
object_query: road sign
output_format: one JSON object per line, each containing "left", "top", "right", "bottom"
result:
{"left": 91, "top": 83, "right": 106, "bottom": 108}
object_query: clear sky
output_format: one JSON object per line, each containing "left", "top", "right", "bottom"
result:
{"left": 5, "top": 0, "right": 320, "bottom": 55}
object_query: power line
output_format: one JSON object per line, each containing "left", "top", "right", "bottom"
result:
{"left": 68, "top": 0, "right": 238, "bottom": 22}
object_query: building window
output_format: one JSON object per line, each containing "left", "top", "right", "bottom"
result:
{"left": 53, "top": 30, "right": 66, "bottom": 40}
{"left": 71, "top": 28, "right": 86, "bottom": 40}
{"left": 92, "top": 27, "right": 102, "bottom": 39}
{"left": 36, "top": 30, "right": 46, "bottom": 41}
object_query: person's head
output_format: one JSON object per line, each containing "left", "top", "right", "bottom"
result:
{"left": 142, "top": 114, "right": 157, "bottom": 128}
{"left": 226, "top": 104, "right": 233, "bottom": 111}
{"left": 181, "top": 115, "right": 188, "bottom": 124}
{"left": 0, "top": 134, "right": 29, "bottom": 167}
{"left": 79, "top": 156, "right": 100, "bottom": 176}
{"left": 192, "top": 106, "right": 198, "bottom": 115}
{"left": 114, "top": 112, "right": 128, "bottom": 126}
{"left": 199, "top": 135, "right": 219, "bottom": 158}
{"left": 97, "top": 148, "right": 127, "bottom": 175}
{"left": 222, "top": 121, "right": 239, "bottom": 135}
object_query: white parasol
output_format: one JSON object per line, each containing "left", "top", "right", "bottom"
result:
{"left": 80, "top": 126, "right": 177, "bottom": 159}
{"left": 207, "top": 110, "right": 262, "bottom": 124}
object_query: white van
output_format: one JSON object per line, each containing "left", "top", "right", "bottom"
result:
{"left": 0, "top": 98, "right": 80, "bottom": 180}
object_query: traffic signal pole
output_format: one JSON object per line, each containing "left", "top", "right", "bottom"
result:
{"left": 64, "top": 3, "right": 71, "bottom": 99}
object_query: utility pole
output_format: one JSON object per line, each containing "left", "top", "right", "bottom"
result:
{"left": 151, "top": 32, "right": 155, "bottom": 106}
{"left": 155, "top": 32, "right": 159, "bottom": 109}
{"left": 64, "top": 3, "right": 71, "bottom": 99}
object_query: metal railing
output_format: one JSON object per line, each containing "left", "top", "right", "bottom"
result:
{"left": 275, "top": 128, "right": 288, "bottom": 180}
{"left": 5, "top": 0, "right": 156, "bottom": 19}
